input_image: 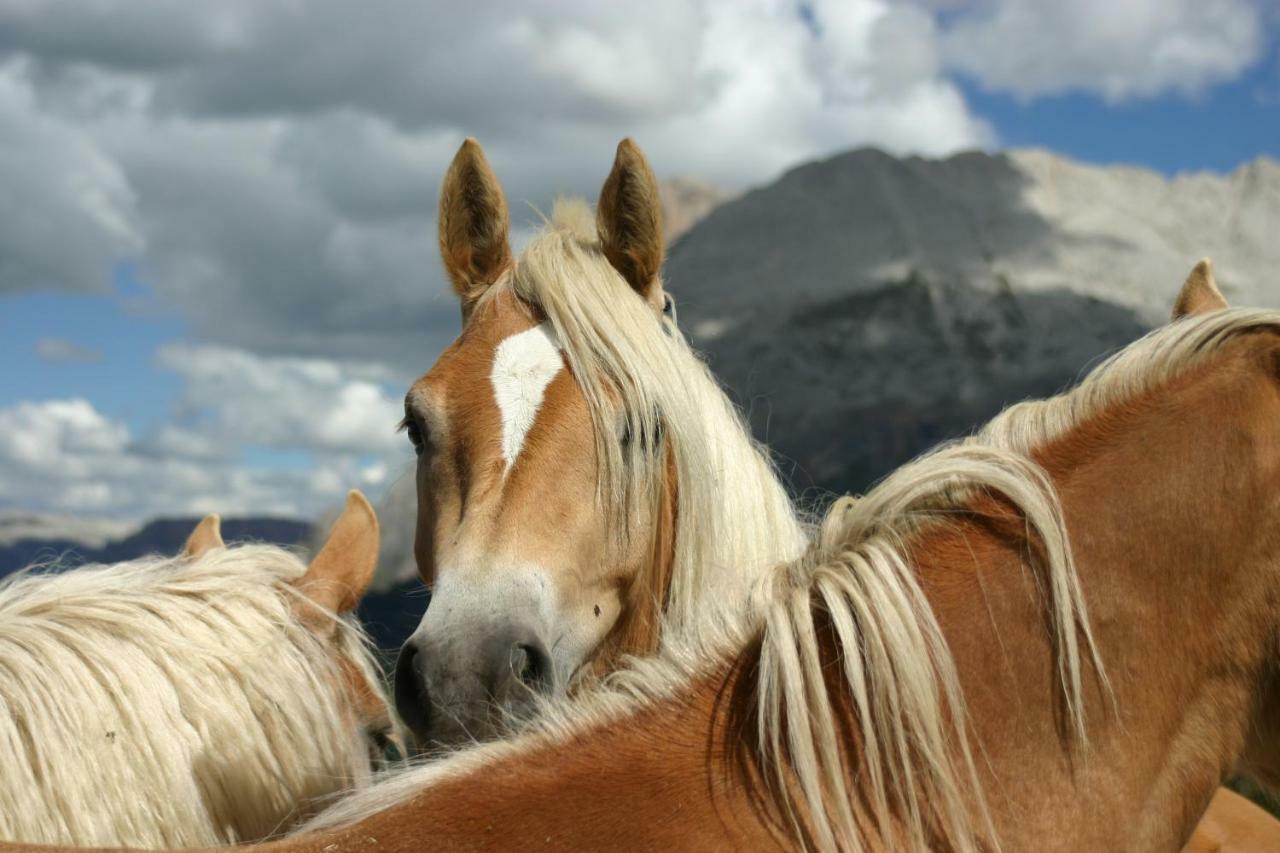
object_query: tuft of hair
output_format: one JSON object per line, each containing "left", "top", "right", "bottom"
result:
{"left": 0, "top": 544, "right": 387, "bottom": 848}
{"left": 510, "top": 198, "right": 807, "bottom": 645}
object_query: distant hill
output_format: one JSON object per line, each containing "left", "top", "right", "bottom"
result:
{"left": 0, "top": 514, "right": 312, "bottom": 576}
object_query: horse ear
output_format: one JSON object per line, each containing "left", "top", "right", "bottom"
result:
{"left": 597, "top": 138, "right": 665, "bottom": 306}
{"left": 438, "top": 138, "right": 512, "bottom": 314}
{"left": 298, "top": 490, "right": 379, "bottom": 615}
{"left": 182, "top": 514, "right": 224, "bottom": 558}
{"left": 1172, "top": 258, "right": 1229, "bottom": 319}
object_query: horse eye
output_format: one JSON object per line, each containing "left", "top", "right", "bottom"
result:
{"left": 366, "top": 724, "right": 405, "bottom": 768}
{"left": 403, "top": 417, "right": 426, "bottom": 455}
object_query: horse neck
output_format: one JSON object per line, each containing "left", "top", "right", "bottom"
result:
{"left": 917, "top": 341, "right": 1280, "bottom": 849}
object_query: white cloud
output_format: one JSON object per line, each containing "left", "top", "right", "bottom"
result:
{"left": 0, "top": 399, "right": 129, "bottom": 471}
{"left": 0, "top": 345, "right": 415, "bottom": 519}
{"left": 156, "top": 344, "right": 405, "bottom": 456}
{"left": 938, "top": 0, "right": 1266, "bottom": 102}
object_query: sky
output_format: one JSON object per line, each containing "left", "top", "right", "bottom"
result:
{"left": 0, "top": 0, "right": 1277, "bottom": 521}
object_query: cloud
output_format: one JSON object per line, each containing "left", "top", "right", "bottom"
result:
{"left": 0, "top": 344, "right": 414, "bottom": 519}
{"left": 35, "top": 337, "right": 104, "bottom": 364}
{"left": 938, "top": 0, "right": 1267, "bottom": 102}
{"left": 155, "top": 344, "right": 406, "bottom": 456}
{"left": 0, "top": 0, "right": 992, "bottom": 371}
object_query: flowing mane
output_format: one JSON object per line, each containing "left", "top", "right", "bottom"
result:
{"left": 305, "top": 440, "right": 1075, "bottom": 850}
{"left": 503, "top": 198, "right": 807, "bottom": 645}
{"left": 0, "top": 544, "right": 385, "bottom": 848}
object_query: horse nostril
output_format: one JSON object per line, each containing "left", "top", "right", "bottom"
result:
{"left": 511, "top": 641, "right": 553, "bottom": 694}
{"left": 393, "top": 641, "right": 432, "bottom": 738}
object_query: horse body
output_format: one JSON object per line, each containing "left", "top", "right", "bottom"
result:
{"left": 0, "top": 493, "right": 392, "bottom": 848}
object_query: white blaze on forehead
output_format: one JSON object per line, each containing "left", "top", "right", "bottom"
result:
{"left": 491, "top": 322, "right": 564, "bottom": 468}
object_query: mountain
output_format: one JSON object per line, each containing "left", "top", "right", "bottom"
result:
{"left": 666, "top": 147, "right": 1280, "bottom": 496}
{"left": 0, "top": 513, "right": 137, "bottom": 549}
{"left": 0, "top": 514, "right": 313, "bottom": 575}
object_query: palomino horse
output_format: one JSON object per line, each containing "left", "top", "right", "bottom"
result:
{"left": 0, "top": 491, "right": 394, "bottom": 848}
{"left": 218, "top": 280, "right": 1280, "bottom": 850}
{"left": 394, "top": 138, "right": 805, "bottom": 747}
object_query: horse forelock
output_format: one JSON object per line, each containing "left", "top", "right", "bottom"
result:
{"left": 0, "top": 544, "right": 386, "bottom": 847}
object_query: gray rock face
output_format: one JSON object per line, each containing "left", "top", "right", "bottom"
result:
{"left": 667, "top": 147, "right": 1279, "bottom": 497}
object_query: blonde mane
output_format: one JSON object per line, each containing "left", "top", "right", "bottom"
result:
{"left": 0, "top": 544, "right": 386, "bottom": 848}
{"left": 505, "top": 199, "right": 807, "bottom": 643}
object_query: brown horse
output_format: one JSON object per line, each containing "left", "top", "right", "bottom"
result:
{"left": 172, "top": 274, "right": 1278, "bottom": 850}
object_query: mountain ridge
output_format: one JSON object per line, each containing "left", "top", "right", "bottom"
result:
{"left": 667, "top": 145, "right": 1279, "bottom": 496}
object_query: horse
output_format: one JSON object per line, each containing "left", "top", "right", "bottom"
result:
{"left": 155, "top": 271, "right": 1271, "bottom": 851}
{"left": 0, "top": 491, "right": 395, "bottom": 848}
{"left": 393, "top": 137, "right": 806, "bottom": 748}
